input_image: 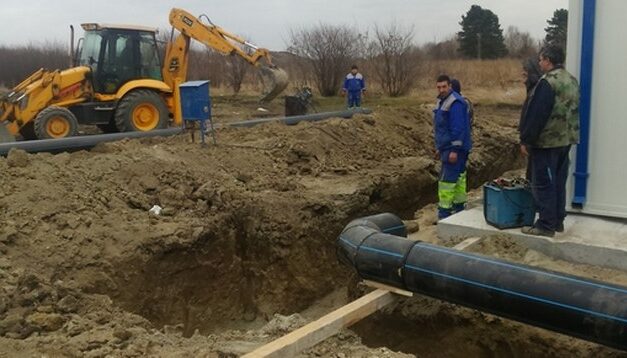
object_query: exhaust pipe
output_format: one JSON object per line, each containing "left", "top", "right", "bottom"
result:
{"left": 338, "top": 213, "right": 627, "bottom": 351}
{"left": 69, "top": 25, "right": 75, "bottom": 67}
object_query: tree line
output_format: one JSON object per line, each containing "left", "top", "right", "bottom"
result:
{"left": 0, "top": 7, "right": 567, "bottom": 98}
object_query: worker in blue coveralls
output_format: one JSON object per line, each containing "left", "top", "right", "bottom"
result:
{"left": 433, "top": 74, "right": 472, "bottom": 219}
{"left": 342, "top": 65, "right": 366, "bottom": 109}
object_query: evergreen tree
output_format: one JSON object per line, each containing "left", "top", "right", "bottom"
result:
{"left": 544, "top": 9, "right": 568, "bottom": 49}
{"left": 458, "top": 5, "right": 508, "bottom": 59}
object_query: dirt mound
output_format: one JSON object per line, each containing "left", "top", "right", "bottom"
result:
{"left": 0, "top": 100, "right": 525, "bottom": 356}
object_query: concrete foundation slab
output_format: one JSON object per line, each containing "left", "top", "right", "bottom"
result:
{"left": 438, "top": 206, "right": 627, "bottom": 271}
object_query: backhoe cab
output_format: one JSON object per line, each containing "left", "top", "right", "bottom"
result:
{"left": 77, "top": 23, "right": 163, "bottom": 94}
{"left": 0, "top": 8, "right": 288, "bottom": 142}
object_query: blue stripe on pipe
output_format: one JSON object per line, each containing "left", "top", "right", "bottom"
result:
{"left": 413, "top": 243, "right": 627, "bottom": 295}
{"left": 339, "top": 236, "right": 358, "bottom": 249}
{"left": 340, "top": 236, "right": 405, "bottom": 258}
{"left": 382, "top": 224, "right": 406, "bottom": 233}
{"left": 404, "top": 264, "right": 627, "bottom": 324}
{"left": 359, "top": 245, "right": 405, "bottom": 258}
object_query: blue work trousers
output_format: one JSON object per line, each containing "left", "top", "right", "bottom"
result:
{"left": 347, "top": 91, "right": 362, "bottom": 108}
{"left": 529, "top": 145, "right": 571, "bottom": 231}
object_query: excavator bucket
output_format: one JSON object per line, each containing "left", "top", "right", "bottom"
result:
{"left": 258, "top": 66, "right": 288, "bottom": 103}
{"left": 0, "top": 123, "right": 15, "bottom": 143}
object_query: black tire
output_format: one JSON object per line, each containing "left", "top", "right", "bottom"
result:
{"left": 19, "top": 122, "right": 37, "bottom": 140}
{"left": 33, "top": 106, "right": 79, "bottom": 139}
{"left": 97, "top": 121, "right": 119, "bottom": 134}
{"left": 114, "top": 90, "right": 168, "bottom": 132}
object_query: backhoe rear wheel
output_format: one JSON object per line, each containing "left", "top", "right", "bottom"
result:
{"left": 115, "top": 90, "right": 168, "bottom": 132}
{"left": 34, "top": 106, "right": 79, "bottom": 139}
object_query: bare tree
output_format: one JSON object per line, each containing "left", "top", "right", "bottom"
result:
{"left": 421, "top": 36, "right": 460, "bottom": 60}
{"left": 504, "top": 26, "right": 537, "bottom": 58}
{"left": 0, "top": 42, "right": 68, "bottom": 88}
{"left": 287, "top": 24, "right": 365, "bottom": 96}
{"left": 225, "top": 55, "right": 249, "bottom": 94}
{"left": 368, "top": 24, "right": 419, "bottom": 97}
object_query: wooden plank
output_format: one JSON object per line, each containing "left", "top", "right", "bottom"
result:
{"left": 243, "top": 236, "right": 484, "bottom": 357}
{"left": 361, "top": 280, "right": 413, "bottom": 297}
{"left": 241, "top": 289, "right": 396, "bottom": 358}
{"left": 452, "top": 237, "right": 482, "bottom": 251}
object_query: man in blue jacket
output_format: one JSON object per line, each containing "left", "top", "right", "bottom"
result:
{"left": 342, "top": 65, "right": 366, "bottom": 108}
{"left": 433, "top": 74, "right": 472, "bottom": 219}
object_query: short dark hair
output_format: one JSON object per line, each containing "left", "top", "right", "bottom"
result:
{"left": 540, "top": 45, "right": 565, "bottom": 66}
{"left": 351, "top": 64, "right": 358, "bottom": 70}
{"left": 436, "top": 74, "right": 450, "bottom": 83}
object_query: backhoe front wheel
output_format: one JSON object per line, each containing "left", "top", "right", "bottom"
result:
{"left": 115, "top": 90, "right": 168, "bottom": 132}
{"left": 34, "top": 106, "right": 79, "bottom": 139}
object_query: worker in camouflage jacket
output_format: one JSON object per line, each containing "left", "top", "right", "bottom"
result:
{"left": 519, "top": 45, "right": 580, "bottom": 237}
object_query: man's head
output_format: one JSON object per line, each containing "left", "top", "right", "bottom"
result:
{"left": 539, "top": 45, "right": 565, "bottom": 73}
{"left": 436, "top": 74, "right": 451, "bottom": 98}
{"left": 522, "top": 57, "right": 543, "bottom": 91}
{"left": 351, "top": 64, "right": 359, "bottom": 75}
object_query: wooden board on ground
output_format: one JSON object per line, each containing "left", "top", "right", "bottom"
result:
{"left": 243, "top": 236, "right": 483, "bottom": 357}
{"left": 242, "top": 288, "right": 395, "bottom": 358}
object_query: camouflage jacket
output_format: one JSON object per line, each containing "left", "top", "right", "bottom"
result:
{"left": 521, "top": 68, "right": 580, "bottom": 148}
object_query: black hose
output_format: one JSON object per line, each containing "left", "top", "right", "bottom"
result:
{"left": 338, "top": 213, "right": 627, "bottom": 351}
{"left": 0, "top": 128, "right": 183, "bottom": 156}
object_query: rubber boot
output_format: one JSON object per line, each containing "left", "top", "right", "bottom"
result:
{"left": 438, "top": 207, "right": 452, "bottom": 220}
{"left": 452, "top": 203, "right": 466, "bottom": 213}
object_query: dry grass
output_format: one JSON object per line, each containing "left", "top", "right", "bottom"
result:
{"left": 214, "top": 58, "right": 526, "bottom": 107}
{"left": 416, "top": 59, "right": 523, "bottom": 90}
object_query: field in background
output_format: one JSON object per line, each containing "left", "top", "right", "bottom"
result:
{"left": 213, "top": 58, "right": 526, "bottom": 108}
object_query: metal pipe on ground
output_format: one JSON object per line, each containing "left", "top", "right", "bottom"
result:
{"left": 224, "top": 108, "right": 372, "bottom": 128}
{"left": 0, "top": 109, "right": 371, "bottom": 156}
{"left": 0, "top": 128, "right": 183, "bottom": 156}
{"left": 337, "top": 213, "right": 627, "bottom": 351}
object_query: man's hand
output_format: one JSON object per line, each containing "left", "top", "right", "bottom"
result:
{"left": 520, "top": 144, "right": 529, "bottom": 157}
{"left": 448, "top": 151, "right": 458, "bottom": 164}
{"left": 434, "top": 150, "right": 440, "bottom": 160}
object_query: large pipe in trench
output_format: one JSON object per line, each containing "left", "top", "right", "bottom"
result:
{"left": 337, "top": 213, "right": 627, "bottom": 351}
{"left": 0, "top": 109, "right": 371, "bottom": 156}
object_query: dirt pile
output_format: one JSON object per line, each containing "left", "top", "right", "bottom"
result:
{"left": 0, "top": 100, "right": 523, "bottom": 356}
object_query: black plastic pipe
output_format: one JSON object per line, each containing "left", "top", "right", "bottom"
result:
{"left": 0, "top": 128, "right": 183, "bottom": 156}
{"left": 224, "top": 108, "right": 372, "bottom": 128}
{"left": 1, "top": 109, "right": 372, "bottom": 156}
{"left": 337, "top": 213, "right": 627, "bottom": 351}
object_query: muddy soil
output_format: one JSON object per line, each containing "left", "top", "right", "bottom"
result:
{"left": 0, "top": 96, "right": 573, "bottom": 357}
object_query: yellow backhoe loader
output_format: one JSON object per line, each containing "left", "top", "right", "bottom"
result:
{"left": 0, "top": 8, "right": 288, "bottom": 142}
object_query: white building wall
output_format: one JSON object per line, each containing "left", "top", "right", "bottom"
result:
{"left": 566, "top": 0, "right": 627, "bottom": 218}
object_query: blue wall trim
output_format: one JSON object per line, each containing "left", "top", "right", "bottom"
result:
{"left": 572, "top": 0, "right": 596, "bottom": 207}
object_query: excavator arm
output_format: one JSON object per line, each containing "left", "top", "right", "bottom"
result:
{"left": 164, "top": 8, "right": 288, "bottom": 102}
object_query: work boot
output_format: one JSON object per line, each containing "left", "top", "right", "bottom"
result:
{"left": 556, "top": 222, "right": 564, "bottom": 233}
{"left": 521, "top": 226, "right": 555, "bottom": 238}
{"left": 452, "top": 203, "right": 466, "bottom": 213}
{"left": 438, "top": 207, "right": 452, "bottom": 220}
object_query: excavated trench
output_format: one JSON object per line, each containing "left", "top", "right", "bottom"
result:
{"left": 105, "top": 144, "right": 525, "bottom": 339}
{"left": 79, "top": 104, "right": 608, "bottom": 355}
{"left": 106, "top": 164, "right": 625, "bottom": 355}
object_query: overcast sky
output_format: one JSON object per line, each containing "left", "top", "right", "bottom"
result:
{"left": 1, "top": 0, "right": 568, "bottom": 50}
